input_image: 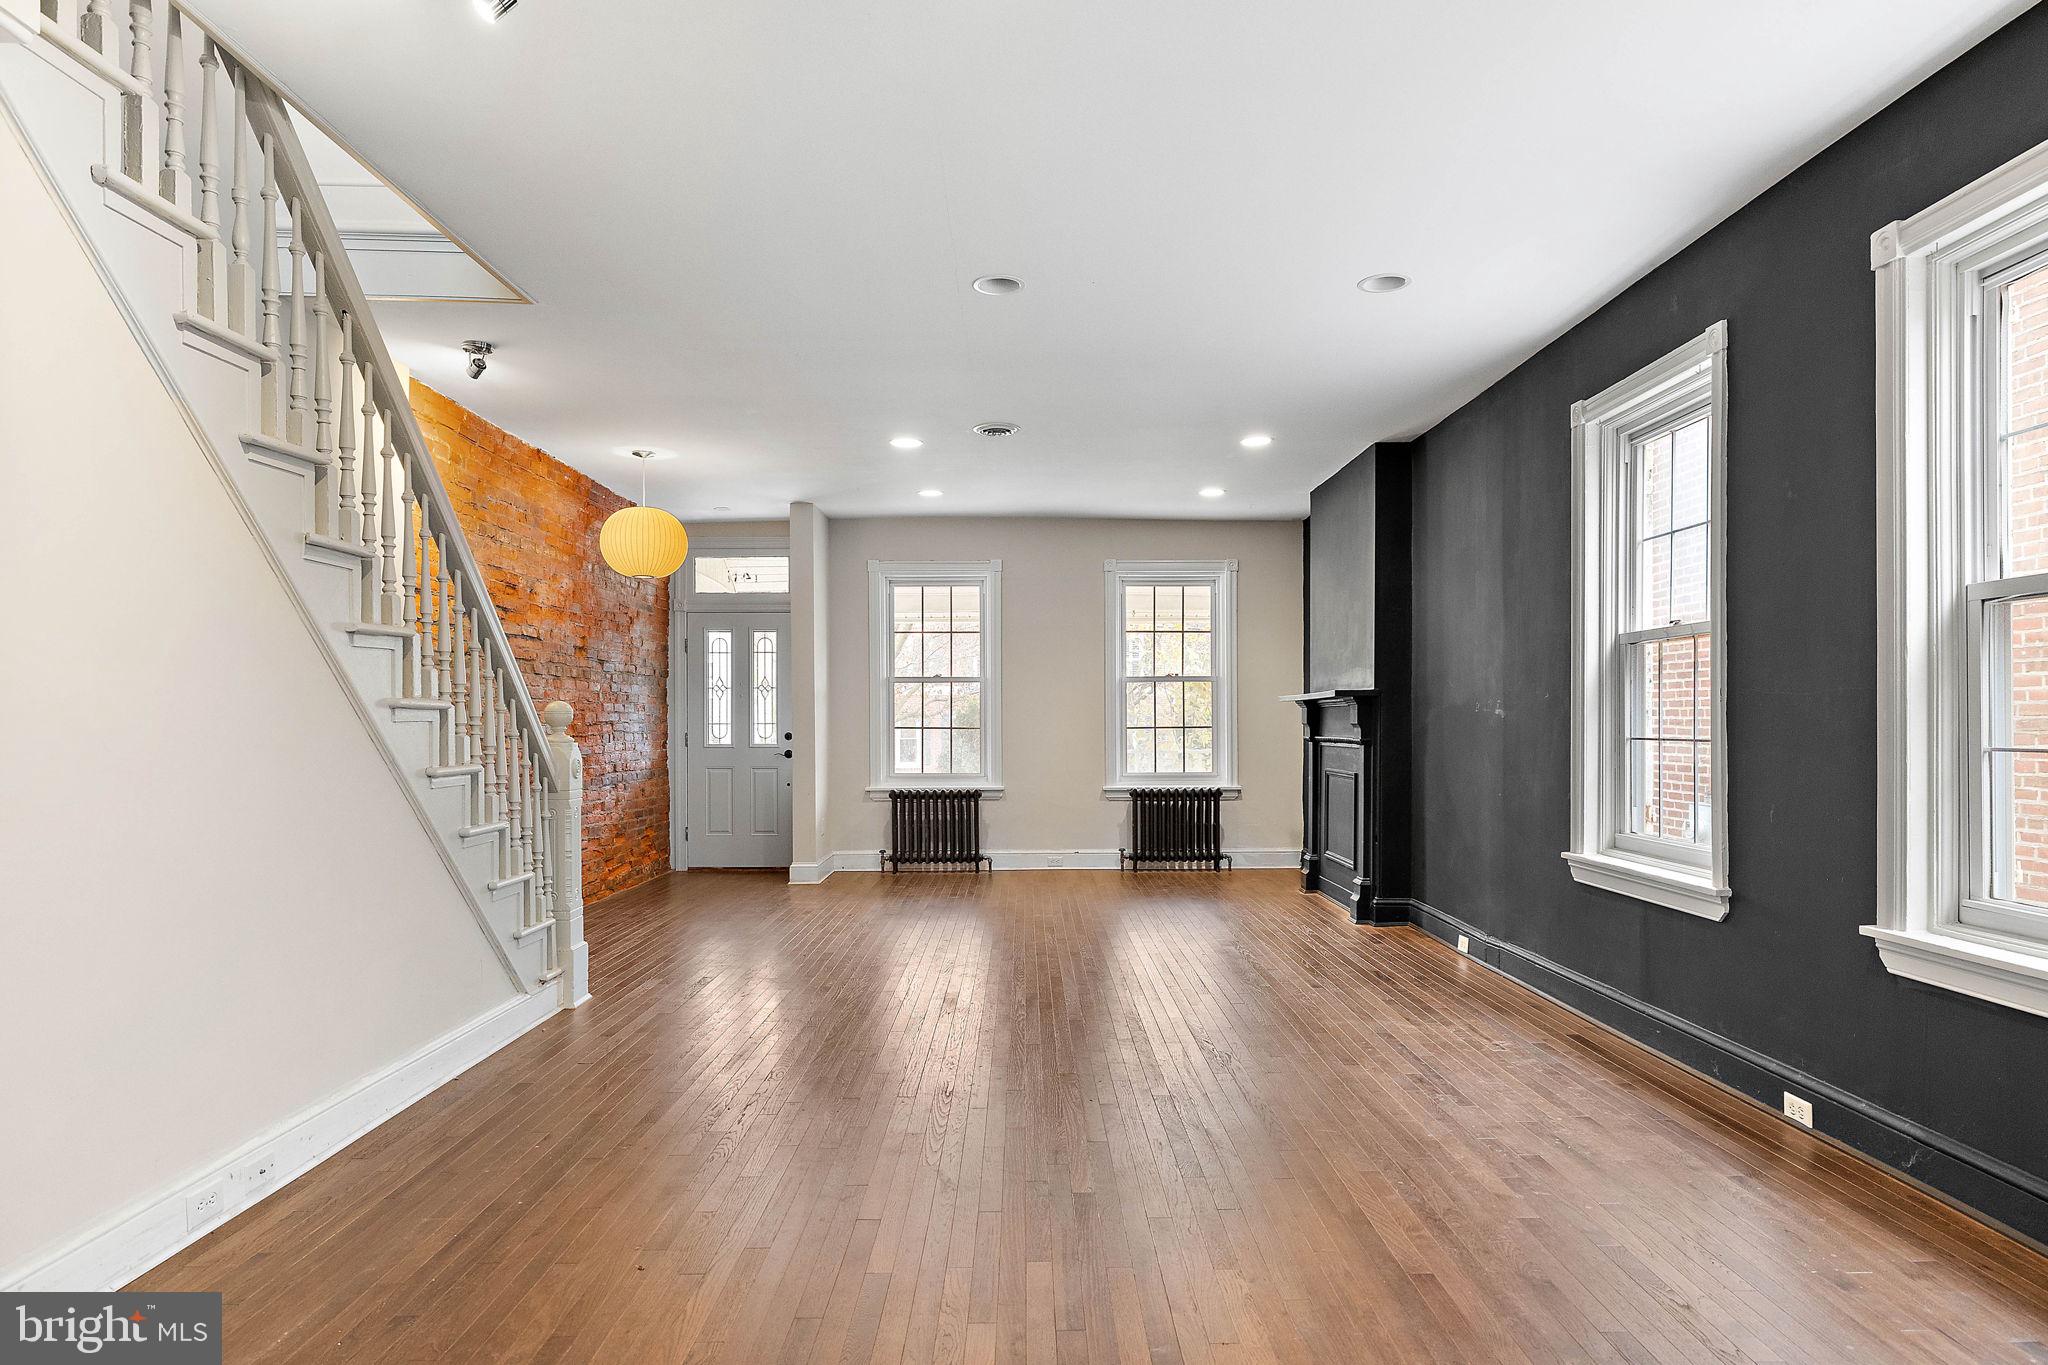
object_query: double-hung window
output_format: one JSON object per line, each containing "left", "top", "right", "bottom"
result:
{"left": 868, "top": 560, "right": 1002, "bottom": 792}
{"left": 1104, "top": 560, "right": 1238, "bottom": 792}
{"left": 1565, "top": 323, "right": 1730, "bottom": 920}
{"left": 1872, "top": 138, "right": 2048, "bottom": 1017}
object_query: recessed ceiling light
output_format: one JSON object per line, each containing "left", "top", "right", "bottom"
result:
{"left": 711, "top": 505, "right": 732, "bottom": 512}
{"left": 1199, "top": 486, "right": 1226, "bottom": 498}
{"left": 890, "top": 435, "right": 923, "bottom": 450}
{"left": 973, "top": 423, "right": 1018, "bottom": 438}
{"left": 1239, "top": 434, "right": 1272, "bottom": 449}
{"left": 1356, "top": 273, "right": 1410, "bottom": 293}
{"left": 972, "top": 276, "right": 1022, "bottom": 295}
{"left": 918, "top": 488, "right": 943, "bottom": 498}
{"left": 472, "top": 0, "right": 515, "bottom": 21}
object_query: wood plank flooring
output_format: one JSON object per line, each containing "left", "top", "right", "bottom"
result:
{"left": 138, "top": 870, "right": 2048, "bottom": 1362}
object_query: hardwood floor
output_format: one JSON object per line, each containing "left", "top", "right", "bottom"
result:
{"left": 139, "top": 870, "right": 2048, "bottom": 1363}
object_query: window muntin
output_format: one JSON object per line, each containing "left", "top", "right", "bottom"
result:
{"left": 704, "top": 629, "right": 734, "bottom": 747}
{"left": 889, "top": 584, "right": 984, "bottom": 776}
{"left": 1121, "top": 584, "right": 1216, "bottom": 776}
{"left": 1968, "top": 255, "right": 2048, "bottom": 933}
{"left": 750, "top": 629, "right": 778, "bottom": 747}
{"left": 692, "top": 555, "right": 790, "bottom": 596}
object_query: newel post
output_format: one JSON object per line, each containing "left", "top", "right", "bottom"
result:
{"left": 543, "top": 700, "right": 590, "bottom": 1007}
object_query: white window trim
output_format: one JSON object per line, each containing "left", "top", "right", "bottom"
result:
{"left": 866, "top": 559, "right": 1003, "bottom": 797}
{"left": 1564, "top": 321, "right": 1731, "bottom": 921}
{"left": 679, "top": 535, "right": 792, "bottom": 612}
{"left": 1102, "top": 559, "right": 1239, "bottom": 796}
{"left": 1871, "top": 135, "right": 2048, "bottom": 1019}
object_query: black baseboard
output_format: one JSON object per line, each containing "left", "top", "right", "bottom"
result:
{"left": 1386, "top": 897, "right": 2048, "bottom": 1251}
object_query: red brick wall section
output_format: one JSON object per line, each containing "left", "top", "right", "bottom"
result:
{"left": 410, "top": 381, "right": 669, "bottom": 903}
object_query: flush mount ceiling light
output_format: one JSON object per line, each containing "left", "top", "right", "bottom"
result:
{"left": 1356, "top": 273, "right": 1410, "bottom": 293}
{"left": 599, "top": 450, "right": 689, "bottom": 580}
{"left": 971, "top": 276, "right": 1022, "bottom": 295}
{"left": 918, "top": 488, "right": 943, "bottom": 498}
{"left": 972, "top": 423, "right": 1017, "bottom": 438}
{"left": 1239, "top": 433, "right": 1272, "bottom": 449}
{"left": 890, "top": 436, "right": 923, "bottom": 450}
{"left": 1199, "top": 486, "right": 1226, "bottom": 498}
{"left": 472, "top": 0, "right": 516, "bottom": 21}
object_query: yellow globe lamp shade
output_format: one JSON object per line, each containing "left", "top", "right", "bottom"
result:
{"left": 600, "top": 505, "right": 689, "bottom": 580}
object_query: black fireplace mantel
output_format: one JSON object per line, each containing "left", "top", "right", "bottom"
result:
{"left": 1283, "top": 690, "right": 1396, "bottom": 923}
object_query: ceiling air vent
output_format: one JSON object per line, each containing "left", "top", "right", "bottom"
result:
{"left": 973, "top": 423, "right": 1018, "bottom": 438}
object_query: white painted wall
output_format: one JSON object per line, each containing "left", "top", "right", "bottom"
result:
{"left": 790, "top": 503, "right": 832, "bottom": 869}
{"left": 821, "top": 517, "right": 1303, "bottom": 859}
{"left": 0, "top": 119, "right": 517, "bottom": 1282}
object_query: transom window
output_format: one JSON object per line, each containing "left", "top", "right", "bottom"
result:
{"left": 868, "top": 561, "right": 1003, "bottom": 791}
{"left": 1565, "top": 322, "right": 1730, "bottom": 921}
{"left": 1104, "top": 561, "right": 1237, "bottom": 791}
{"left": 693, "top": 555, "right": 789, "bottom": 596}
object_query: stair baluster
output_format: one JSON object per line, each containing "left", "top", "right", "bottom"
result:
{"left": 449, "top": 584, "right": 472, "bottom": 767}
{"left": 379, "top": 420, "right": 403, "bottom": 626}
{"left": 256, "top": 134, "right": 280, "bottom": 434}
{"left": 335, "top": 314, "right": 359, "bottom": 543}
{"left": 309, "top": 253, "right": 334, "bottom": 532}
{"left": 284, "top": 203, "right": 307, "bottom": 445}
{"left": 225, "top": 61, "right": 249, "bottom": 331}
{"left": 435, "top": 539, "right": 456, "bottom": 717}
{"left": 192, "top": 37, "right": 219, "bottom": 317}
{"left": 81, "top": 0, "right": 111, "bottom": 58}
{"left": 157, "top": 7, "right": 186, "bottom": 204}
{"left": 121, "top": 0, "right": 150, "bottom": 182}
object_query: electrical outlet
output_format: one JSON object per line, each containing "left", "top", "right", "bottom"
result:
{"left": 184, "top": 1181, "right": 226, "bottom": 1231}
{"left": 1783, "top": 1092, "right": 1814, "bottom": 1127}
{"left": 1456, "top": 934, "right": 1470, "bottom": 955}
{"left": 1045, "top": 854, "right": 1064, "bottom": 868}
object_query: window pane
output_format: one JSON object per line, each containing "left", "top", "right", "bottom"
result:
{"left": 1184, "top": 631, "right": 1212, "bottom": 676}
{"left": 1670, "top": 525, "right": 1709, "bottom": 623}
{"left": 751, "top": 630, "right": 777, "bottom": 744}
{"left": 1637, "top": 431, "right": 1673, "bottom": 537}
{"left": 1125, "top": 585, "right": 1154, "bottom": 630}
{"left": 952, "top": 681, "right": 981, "bottom": 729}
{"left": 893, "top": 682, "right": 922, "bottom": 727}
{"left": 922, "top": 728, "right": 952, "bottom": 774}
{"left": 894, "top": 586, "right": 923, "bottom": 632}
{"left": 923, "top": 585, "right": 950, "bottom": 631}
{"left": 1184, "top": 585, "right": 1212, "bottom": 632}
{"left": 893, "top": 631, "right": 921, "bottom": 677}
{"left": 1184, "top": 681, "right": 1213, "bottom": 727}
{"left": 1156, "top": 631, "right": 1184, "bottom": 676}
{"left": 924, "top": 632, "right": 951, "bottom": 678}
{"left": 923, "top": 681, "right": 952, "bottom": 729}
{"left": 1672, "top": 416, "right": 1710, "bottom": 528}
{"left": 953, "top": 585, "right": 981, "bottom": 633}
{"left": 952, "top": 631, "right": 981, "bottom": 678}
{"left": 1126, "top": 727, "right": 1155, "bottom": 774}
{"left": 1156, "top": 727, "right": 1184, "bottom": 774}
{"left": 1125, "top": 681, "right": 1154, "bottom": 728}
{"left": 2005, "top": 262, "right": 2048, "bottom": 575}
{"left": 692, "top": 555, "right": 790, "bottom": 595}
{"left": 1637, "top": 532, "right": 1672, "bottom": 629}
{"left": 1156, "top": 681, "right": 1184, "bottom": 727}
{"left": 1186, "top": 727, "right": 1214, "bottom": 773}
{"left": 1124, "top": 630, "right": 1154, "bottom": 678}
{"left": 1155, "top": 586, "right": 1184, "bottom": 631}
{"left": 953, "top": 729, "right": 981, "bottom": 774}
{"left": 894, "top": 729, "right": 920, "bottom": 773}
{"left": 705, "top": 630, "right": 733, "bottom": 746}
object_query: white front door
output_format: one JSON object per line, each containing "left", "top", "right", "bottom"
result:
{"left": 685, "top": 612, "right": 793, "bottom": 868}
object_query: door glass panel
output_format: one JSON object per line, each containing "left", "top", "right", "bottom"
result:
{"left": 705, "top": 630, "right": 733, "bottom": 746}
{"left": 750, "top": 630, "right": 778, "bottom": 745}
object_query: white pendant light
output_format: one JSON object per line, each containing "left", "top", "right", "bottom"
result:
{"left": 600, "top": 451, "right": 689, "bottom": 580}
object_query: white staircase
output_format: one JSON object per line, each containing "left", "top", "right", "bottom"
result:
{"left": 0, "top": 0, "right": 590, "bottom": 1006}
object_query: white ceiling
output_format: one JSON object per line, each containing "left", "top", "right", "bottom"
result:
{"left": 196, "top": 0, "right": 2030, "bottom": 523}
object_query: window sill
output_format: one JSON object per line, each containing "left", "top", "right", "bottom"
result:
{"left": 865, "top": 784, "right": 1004, "bottom": 800}
{"left": 1102, "top": 784, "right": 1241, "bottom": 800}
{"left": 1862, "top": 925, "right": 2048, "bottom": 1020}
{"left": 1562, "top": 849, "right": 1730, "bottom": 921}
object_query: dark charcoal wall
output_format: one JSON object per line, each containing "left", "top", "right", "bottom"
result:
{"left": 1308, "top": 452, "right": 1375, "bottom": 691}
{"left": 1398, "top": 9, "right": 2048, "bottom": 1235}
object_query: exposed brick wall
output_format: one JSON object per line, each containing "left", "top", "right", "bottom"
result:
{"left": 410, "top": 382, "right": 669, "bottom": 903}
{"left": 2006, "top": 265, "right": 2048, "bottom": 904}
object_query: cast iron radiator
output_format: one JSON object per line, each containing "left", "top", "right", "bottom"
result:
{"left": 1120, "top": 788, "right": 1231, "bottom": 869}
{"left": 884, "top": 789, "right": 993, "bottom": 872}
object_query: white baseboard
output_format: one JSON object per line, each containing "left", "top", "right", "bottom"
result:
{"left": 790, "top": 846, "right": 1298, "bottom": 883}
{"left": 3, "top": 986, "right": 561, "bottom": 1292}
